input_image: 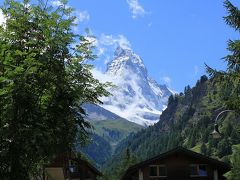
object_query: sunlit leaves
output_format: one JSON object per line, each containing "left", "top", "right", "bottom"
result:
{"left": 0, "top": 0, "right": 110, "bottom": 179}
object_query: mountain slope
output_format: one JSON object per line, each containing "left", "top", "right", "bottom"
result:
{"left": 80, "top": 46, "right": 173, "bottom": 165}
{"left": 83, "top": 103, "right": 142, "bottom": 148}
{"left": 80, "top": 104, "right": 142, "bottom": 166}
{"left": 100, "top": 46, "right": 173, "bottom": 126}
{"left": 91, "top": 119, "right": 142, "bottom": 150}
{"left": 79, "top": 118, "right": 142, "bottom": 166}
{"left": 83, "top": 103, "right": 124, "bottom": 121}
{"left": 102, "top": 75, "right": 240, "bottom": 179}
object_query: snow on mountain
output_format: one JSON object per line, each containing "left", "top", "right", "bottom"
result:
{"left": 97, "top": 46, "right": 173, "bottom": 126}
{"left": 82, "top": 103, "right": 124, "bottom": 121}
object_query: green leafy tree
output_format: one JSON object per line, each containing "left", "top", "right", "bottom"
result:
{"left": 0, "top": 0, "right": 109, "bottom": 179}
{"left": 206, "top": 0, "right": 240, "bottom": 113}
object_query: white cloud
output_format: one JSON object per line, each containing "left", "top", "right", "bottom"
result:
{"left": 126, "top": 0, "right": 146, "bottom": 19}
{"left": 162, "top": 76, "right": 171, "bottom": 85}
{"left": 83, "top": 34, "right": 132, "bottom": 64}
{"left": 91, "top": 68, "right": 113, "bottom": 83}
{"left": 84, "top": 36, "right": 105, "bottom": 56}
{"left": 194, "top": 65, "right": 199, "bottom": 75}
{"left": 73, "top": 11, "right": 90, "bottom": 32}
{"left": 88, "top": 34, "right": 132, "bottom": 60}
{"left": 51, "top": 0, "right": 64, "bottom": 7}
{"left": 104, "top": 56, "right": 111, "bottom": 65}
{"left": 99, "top": 34, "right": 131, "bottom": 49}
{"left": 0, "top": 10, "right": 6, "bottom": 25}
{"left": 85, "top": 36, "right": 98, "bottom": 46}
{"left": 97, "top": 47, "right": 105, "bottom": 56}
{"left": 75, "top": 10, "right": 90, "bottom": 23}
{"left": 51, "top": 1, "right": 90, "bottom": 24}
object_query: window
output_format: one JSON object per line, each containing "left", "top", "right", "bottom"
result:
{"left": 68, "top": 160, "right": 78, "bottom": 173}
{"left": 199, "top": 165, "right": 207, "bottom": 176}
{"left": 149, "top": 165, "right": 167, "bottom": 177}
{"left": 190, "top": 165, "right": 198, "bottom": 176}
{"left": 190, "top": 164, "right": 207, "bottom": 177}
{"left": 159, "top": 166, "right": 167, "bottom": 176}
{"left": 149, "top": 166, "right": 158, "bottom": 176}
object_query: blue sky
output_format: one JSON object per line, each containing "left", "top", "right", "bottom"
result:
{"left": 0, "top": 0, "right": 239, "bottom": 92}
{"left": 68, "top": 0, "right": 239, "bottom": 92}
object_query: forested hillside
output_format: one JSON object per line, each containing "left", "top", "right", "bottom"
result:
{"left": 101, "top": 75, "right": 240, "bottom": 179}
{"left": 101, "top": 1, "right": 240, "bottom": 179}
{"left": 78, "top": 118, "right": 142, "bottom": 166}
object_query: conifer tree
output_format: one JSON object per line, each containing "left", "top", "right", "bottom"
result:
{"left": 115, "top": 149, "right": 138, "bottom": 180}
{"left": 206, "top": 0, "right": 240, "bottom": 112}
{"left": 200, "top": 143, "right": 207, "bottom": 155}
{"left": 226, "top": 145, "right": 240, "bottom": 179}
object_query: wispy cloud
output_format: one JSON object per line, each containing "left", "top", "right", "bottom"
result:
{"left": 99, "top": 34, "right": 131, "bottom": 49}
{"left": 126, "top": 0, "right": 147, "bottom": 19}
{"left": 85, "top": 36, "right": 97, "bottom": 45}
{"left": 84, "top": 34, "right": 132, "bottom": 65}
{"left": 51, "top": 1, "right": 90, "bottom": 24}
{"left": 194, "top": 65, "right": 199, "bottom": 75}
{"left": 0, "top": 10, "right": 6, "bottom": 25}
{"left": 104, "top": 56, "right": 111, "bottom": 65}
{"left": 51, "top": 0, "right": 65, "bottom": 7}
{"left": 93, "top": 34, "right": 131, "bottom": 59}
{"left": 97, "top": 47, "right": 105, "bottom": 56}
{"left": 91, "top": 67, "right": 114, "bottom": 83}
{"left": 75, "top": 10, "right": 90, "bottom": 23}
{"left": 85, "top": 36, "right": 105, "bottom": 56}
{"left": 162, "top": 76, "right": 171, "bottom": 85}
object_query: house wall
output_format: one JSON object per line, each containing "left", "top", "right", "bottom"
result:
{"left": 45, "top": 156, "right": 99, "bottom": 180}
{"left": 69, "top": 163, "right": 98, "bottom": 180}
{"left": 128, "top": 154, "right": 226, "bottom": 180}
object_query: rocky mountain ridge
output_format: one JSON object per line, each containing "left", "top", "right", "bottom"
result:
{"left": 100, "top": 46, "right": 174, "bottom": 126}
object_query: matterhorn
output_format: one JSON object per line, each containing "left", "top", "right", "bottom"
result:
{"left": 99, "top": 46, "right": 174, "bottom": 126}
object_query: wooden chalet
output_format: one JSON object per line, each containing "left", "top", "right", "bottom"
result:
{"left": 122, "top": 147, "right": 231, "bottom": 180}
{"left": 44, "top": 152, "right": 102, "bottom": 180}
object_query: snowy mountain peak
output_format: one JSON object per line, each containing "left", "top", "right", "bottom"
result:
{"left": 100, "top": 47, "right": 174, "bottom": 126}
{"left": 114, "top": 46, "right": 132, "bottom": 57}
{"left": 107, "top": 46, "right": 147, "bottom": 77}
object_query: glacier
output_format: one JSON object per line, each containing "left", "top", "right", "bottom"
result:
{"left": 94, "top": 46, "right": 174, "bottom": 126}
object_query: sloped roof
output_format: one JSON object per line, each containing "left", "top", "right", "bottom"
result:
{"left": 45, "top": 152, "right": 102, "bottom": 176}
{"left": 122, "top": 146, "right": 231, "bottom": 179}
{"left": 72, "top": 158, "right": 102, "bottom": 176}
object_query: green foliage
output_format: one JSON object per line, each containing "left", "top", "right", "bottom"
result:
{"left": 100, "top": 149, "right": 138, "bottom": 180}
{"left": 0, "top": 0, "right": 109, "bottom": 179}
{"left": 205, "top": 1, "right": 240, "bottom": 174}
{"left": 79, "top": 134, "right": 112, "bottom": 167}
{"left": 225, "top": 145, "right": 240, "bottom": 179}
{"left": 206, "top": 0, "right": 240, "bottom": 113}
{"left": 102, "top": 2, "right": 240, "bottom": 178}
{"left": 92, "top": 119, "right": 142, "bottom": 146}
{"left": 104, "top": 75, "right": 240, "bottom": 178}
{"left": 200, "top": 143, "right": 207, "bottom": 155}
{"left": 79, "top": 119, "right": 142, "bottom": 166}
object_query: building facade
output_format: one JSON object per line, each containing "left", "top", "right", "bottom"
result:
{"left": 44, "top": 152, "right": 102, "bottom": 180}
{"left": 122, "top": 147, "right": 231, "bottom": 180}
